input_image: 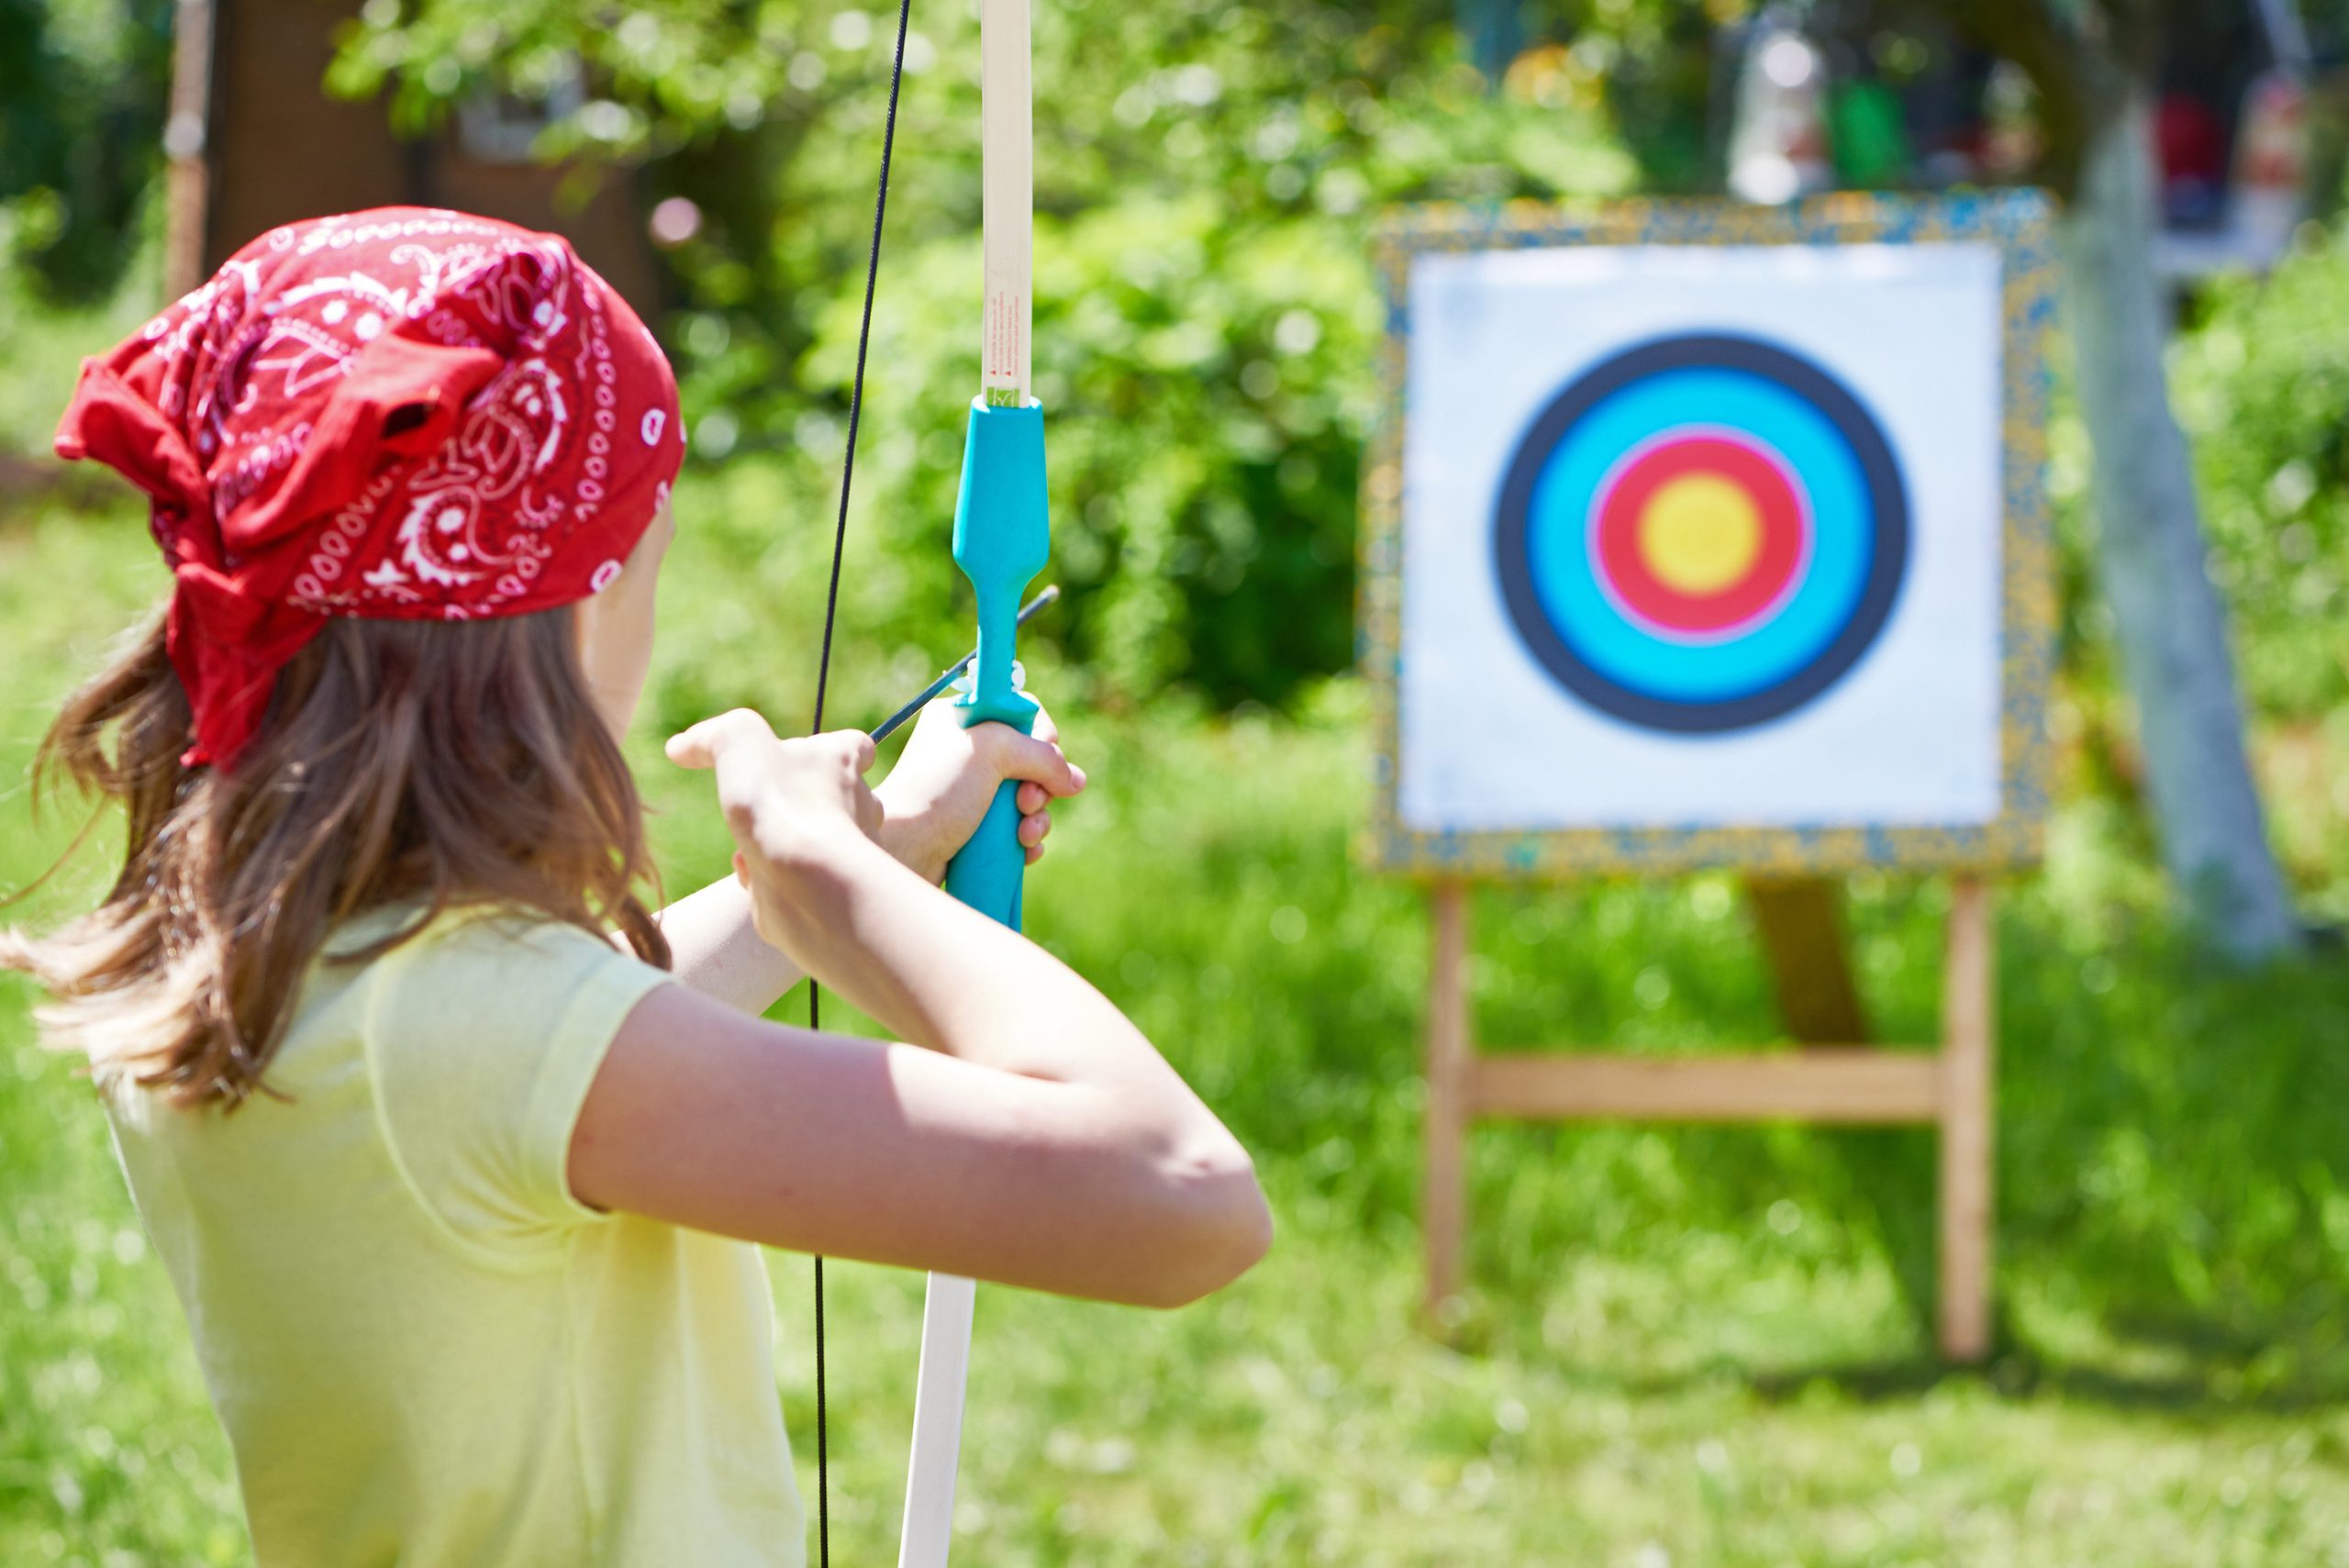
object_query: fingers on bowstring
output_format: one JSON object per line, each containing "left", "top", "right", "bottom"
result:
{"left": 830, "top": 728, "right": 880, "bottom": 777}
{"left": 667, "top": 707, "right": 781, "bottom": 769}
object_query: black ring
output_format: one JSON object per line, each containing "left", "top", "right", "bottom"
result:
{"left": 1492, "top": 333, "right": 1909, "bottom": 734}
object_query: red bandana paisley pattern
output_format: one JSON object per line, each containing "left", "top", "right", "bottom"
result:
{"left": 54, "top": 206, "right": 686, "bottom": 770}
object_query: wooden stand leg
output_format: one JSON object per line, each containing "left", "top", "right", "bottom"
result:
{"left": 1938, "top": 877, "right": 1995, "bottom": 1361}
{"left": 1423, "top": 882, "right": 1472, "bottom": 1323}
{"left": 1744, "top": 876, "right": 1872, "bottom": 1044}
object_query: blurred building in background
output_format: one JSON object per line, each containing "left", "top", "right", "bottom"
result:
{"left": 1717, "top": 0, "right": 2321, "bottom": 279}
{"left": 165, "top": 0, "right": 657, "bottom": 306}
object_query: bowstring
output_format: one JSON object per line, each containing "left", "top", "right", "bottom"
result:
{"left": 807, "top": 0, "right": 917, "bottom": 1562}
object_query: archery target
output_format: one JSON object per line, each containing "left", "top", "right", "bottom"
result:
{"left": 1390, "top": 236, "right": 2012, "bottom": 838}
{"left": 1494, "top": 334, "right": 1909, "bottom": 732}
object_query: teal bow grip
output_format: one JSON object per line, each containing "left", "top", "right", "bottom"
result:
{"left": 941, "top": 397, "right": 1049, "bottom": 931}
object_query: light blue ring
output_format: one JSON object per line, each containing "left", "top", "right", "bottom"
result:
{"left": 1525, "top": 368, "right": 1875, "bottom": 704}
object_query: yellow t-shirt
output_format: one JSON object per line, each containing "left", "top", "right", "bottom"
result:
{"left": 105, "top": 906, "right": 804, "bottom": 1567}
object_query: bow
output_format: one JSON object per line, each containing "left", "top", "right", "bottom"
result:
{"left": 898, "top": 4, "right": 1046, "bottom": 1562}
{"left": 805, "top": 0, "right": 1048, "bottom": 1563}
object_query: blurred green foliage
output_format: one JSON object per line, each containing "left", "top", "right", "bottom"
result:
{"left": 0, "top": 0, "right": 172, "bottom": 300}
{"left": 328, "top": 0, "right": 1653, "bottom": 707}
{"left": 2176, "top": 233, "right": 2349, "bottom": 721}
{"left": 2157, "top": 229, "right": 2349, "bottom": 908}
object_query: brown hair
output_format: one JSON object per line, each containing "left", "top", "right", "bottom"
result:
{"left": 0, "top": 605, "right": 668, "bottom": 1107}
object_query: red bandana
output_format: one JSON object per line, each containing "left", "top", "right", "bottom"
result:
{"left": 54, "top": 206, "right": 686, "bottom": 770}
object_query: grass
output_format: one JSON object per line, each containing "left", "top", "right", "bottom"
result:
{"left": 6, "top": 483, "right": 2349, "bottom": 1567}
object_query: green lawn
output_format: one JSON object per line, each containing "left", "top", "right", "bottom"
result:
{"left": 6, "top": 484, "right": 2349, "bottom": 1566}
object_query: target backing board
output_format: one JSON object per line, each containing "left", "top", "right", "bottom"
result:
{"left": 1362, "top": 194, "right": 2057, "bottom": 877}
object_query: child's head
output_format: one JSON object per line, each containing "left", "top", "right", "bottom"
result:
{"left": 4, "top": 208, "right": 686, "bottom": 1105}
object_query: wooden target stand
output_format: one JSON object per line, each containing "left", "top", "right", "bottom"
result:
{"left": 1421, "top": 874, "right": 1995, "bottom": 1361}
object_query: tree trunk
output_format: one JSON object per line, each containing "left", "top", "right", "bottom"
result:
{"left": 2060, "top": 92, "right": 2301, "bottom": 960}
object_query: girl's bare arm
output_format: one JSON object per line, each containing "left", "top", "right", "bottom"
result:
{"left": 572, "top": 717, "right": 1268, "bottom": 1307}
{"left": 651, "top": 876, "right": 804, "bottom": 1015}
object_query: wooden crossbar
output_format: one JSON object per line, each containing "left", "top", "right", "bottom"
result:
{"left": 1470, "top": 1049, "right": 1942, "bottom": 1124}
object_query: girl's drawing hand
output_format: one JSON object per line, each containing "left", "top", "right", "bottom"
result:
{"left": 874, "top": 698, "right": 1086, "bottom": 884}
{"left": 666, "top": 711, "right": 887, "bottom": 941}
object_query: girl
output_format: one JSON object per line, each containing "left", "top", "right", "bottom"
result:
{"left": 4, "top": 208, "right": 1271, "bottom": 1565}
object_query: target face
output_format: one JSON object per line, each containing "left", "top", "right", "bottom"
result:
{"left": 1494, "top": 334, "right": 1909, "bottom": 732}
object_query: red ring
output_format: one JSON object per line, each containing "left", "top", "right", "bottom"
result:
{"left": 1591, "top": 434, "right": 1809, "bottom": 636}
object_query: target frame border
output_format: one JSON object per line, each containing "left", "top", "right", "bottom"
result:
{"left": 1360, "top": 192, "right": 2060, "bottom": 878}
{"left": 1492, "top": 332, "right": 1911, "bottom": 733}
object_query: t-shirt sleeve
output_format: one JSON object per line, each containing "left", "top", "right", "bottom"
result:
{"left": 366, "top": 913, "right": 674, "bottom": 1252}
